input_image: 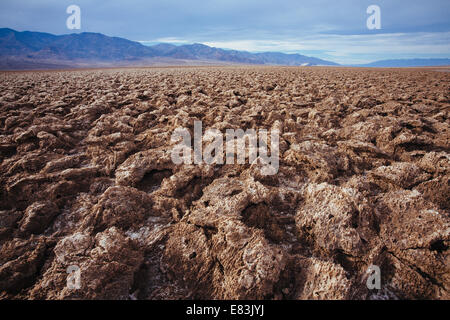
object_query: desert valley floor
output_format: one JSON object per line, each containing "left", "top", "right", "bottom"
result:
{"left": 0, "top": 66, "right": 449, "bottom": 299}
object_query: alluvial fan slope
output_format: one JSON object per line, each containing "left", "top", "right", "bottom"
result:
{"left": 0, "top": 66, "right": 449, "bottom": 300}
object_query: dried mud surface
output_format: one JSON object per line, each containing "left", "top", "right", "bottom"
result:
{"left": 0, "top": 66, "right": 449, "bottom": 300}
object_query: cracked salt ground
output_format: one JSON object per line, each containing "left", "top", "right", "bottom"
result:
{"left": 0, "top": 66, "right": 449, "bottom": 299}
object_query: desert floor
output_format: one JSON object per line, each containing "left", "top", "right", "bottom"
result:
{"left": 0, "top": 66, "right": 449, "bottom": 299}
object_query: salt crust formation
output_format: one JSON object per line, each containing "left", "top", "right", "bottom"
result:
{"left": 0, "top": 66, "right": 448, "bottom": 299}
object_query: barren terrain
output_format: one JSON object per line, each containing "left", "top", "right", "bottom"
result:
{"left": 0, "top": 66, "right": 449, "bottom": 300}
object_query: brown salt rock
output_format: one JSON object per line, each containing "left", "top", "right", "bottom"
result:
{"left": 161, "top": 222, "right": 214, "bottom": 298}
{"left": 172, "top": 176, "right": 287, "bottom": 299}
{"left": 210, "top": 220, "right": 286, "bottom": 299}
{"left": 187, "top": 175, "right": 277, "bottom": 226}
{"left": 0, "top": 236, "right": 47, "bottom": 292}
{"left": 377, "top": 190, "right": 450, "bottom": 298}
{"left": 156, "top": 164, "right": 214, "bottom": 198}
{"left": 369, "top": 162, "right": 431, "bottom": 190}
{"left": 385, "top": 252, "right": 445, "bottom": 299}
{"left": 418, "top": 152, "right": 449, "bottom": 174}
{"left": 89, "top": 186, "right": 153, "bottom": 231}
{"left": 41, "top": 154, "right": 84, "bottom": 174}
{"left": 414, "top": 175, "right": 450, "bottom": 210}
{"left": 295, "top": 183, "right": 375, "bottom": 257}
{"left": 294, "top": 256, "right": 352, "bottom": 300}
{"left": 53, "top": 231, "right": 93, "bottom": 265}
{"left": 88, "top": 140, "right": 136, "bottom": 175}
{"left": 337, "top": 140, "right": 389, "bottom": 172}
{"left": 284, "top": 141, "right": 349, "bottom": 183}
{"left": 115, "top": 148, "right": 174, "bottom": 187}
{"left": 338, "top": 120, "right": 382, "bottom": 143}
{"left": 0, "top": 209, "right": 22, "bottom": 240}
{"left": 31, "top": 227, "right": 143, "bottom": 299}
{"left": 19, "top": 201, "right": 59, "bottom": 234}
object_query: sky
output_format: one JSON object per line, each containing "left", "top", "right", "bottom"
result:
{"left": 0, "top": 0, "right": 449, "bottom": 64}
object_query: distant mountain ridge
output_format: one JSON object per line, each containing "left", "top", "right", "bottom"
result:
{"left": 0, "top": 28, "right": 449, "bottom": 70}
{"left": 0, "top": 28, "right": 157, "bottom": 61}
{"left": 0, "top": 28, "right": 337, "bottom": 70}
{"left": 355, "top": 58, "right": 450, "bottom": 67}
{"left": 143, "top": 42, "right": 336, "bottom": 66}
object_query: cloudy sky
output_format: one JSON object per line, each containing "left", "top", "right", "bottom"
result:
{"left": 1, "top": 0, "right": 449, "bottom": 64}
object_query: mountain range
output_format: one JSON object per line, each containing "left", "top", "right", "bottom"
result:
{"left": 0, "top": 28, "right": 337, "bottom": 70}
{"left": 0, "top": 28, "right": 449, "bottom": 70}
{"left": 354, "top": 58, "right": 450, "bottom": 68}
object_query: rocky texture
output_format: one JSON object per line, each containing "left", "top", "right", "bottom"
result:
{"left": 0, "top": 66, "right": 449, "bottom": 300}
